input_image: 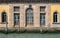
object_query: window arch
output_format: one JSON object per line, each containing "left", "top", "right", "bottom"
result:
{"left": 2, "top": 12, "right": 7, "bottom": 23}
{"left": 26, "top": 8, "right": 34, "bottom": 25}
{"left": 53, "top": 12, "right": 58, "bottom": 23}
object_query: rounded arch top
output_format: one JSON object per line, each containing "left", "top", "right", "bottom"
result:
{"left": 2, "top": 11, "right": 7, "bottom": 14}
{"left": 53, "top": 11, "right": 58, "bottom": 14}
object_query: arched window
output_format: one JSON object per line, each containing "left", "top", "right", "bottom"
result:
{"left": 53, "top": 12, "right": 58, "bottom": 23}
{"left": 2, "top": 12, "right": 7, "bottom": 23}
{"left": 26, "top": 8, "right": 34, "bottom": 25}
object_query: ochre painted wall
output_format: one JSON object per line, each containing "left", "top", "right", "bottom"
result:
{"left": 0, "top": 4, "right": 9, "bottom": 27}
{"left": 50, "top": 4, "right": 60, "bottom": 24}
{"left": 0, "top": 4, "right": 9, "bottom": 13}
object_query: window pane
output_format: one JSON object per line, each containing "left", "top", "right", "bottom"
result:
{"left": 53, "top": 12, "right": 57, "bottom": 22}
{"left": 14, "top": 6, "right": 20, "bottom": 12}
{"left": 40, "top": 13, "right": 45, "bottom": 25}
{"left": 40, "top": 6, "right": 46, "bottom": 12}
{"left": 2, "top": 12, "right": 6, "bottom": 23}
{"left": 14, "top": 13, "right": 20, "bottom": 25}
{"left": 26, "top": 8, "right": 33, "bottom": 25}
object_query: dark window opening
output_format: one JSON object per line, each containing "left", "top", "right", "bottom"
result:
{"left": 14, "top": 6, "right": 20, "bottom": 12}
{"left": 40, "top": 6, "right": 46, "bottom": 12}
{"left": 53, "top": 12, "right": 58, "bottom": 23}
{"left": 2, "top": 12, "right": 7, "bottom": 23}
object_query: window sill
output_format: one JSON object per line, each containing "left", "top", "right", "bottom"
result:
{"left": 52, "top": 23, "right": 60, "bottom": 24}
{"left": 0, "top": 22, "right": 8, "bottom": 24}
{"left": 14, "top": 11, "right": 20, "bottom": 13}
{"left": 25, "top": 24, "right": 33, "bottom": 26}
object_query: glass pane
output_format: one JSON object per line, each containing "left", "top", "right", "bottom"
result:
{"left": 27, "top": 9, "right": 33, "bottom": 13}
{"left": 53, "top": 13, "right": 57, "bottom": 22}
{"left": 2, "top": 12, "right": 6, "bottom": 23}
{"left": 26, "top": 8, "right": 33, "bottom": 25}
{"left": 14, "top": 6, "right": 20, "bottom": 12}
{"left": 40, "top": 6, "right": 45, "bottom": 12}
{"left": 40, "top": 13, "right": 45, "bottom": 25}
{"left": 14, "top": 13, "right": 20, "bottom": 25}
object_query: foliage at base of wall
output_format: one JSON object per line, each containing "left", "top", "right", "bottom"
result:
{"left": 0, "top": 29, "right": 60, "bottom": 34}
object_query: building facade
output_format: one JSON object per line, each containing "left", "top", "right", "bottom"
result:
{"left": 0, "top": 0, "right": 60, "bottom": 31}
